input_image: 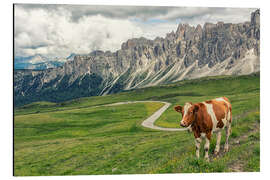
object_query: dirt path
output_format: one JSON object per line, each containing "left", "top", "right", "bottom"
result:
{"left": 104, "top": 101, "right": 187, "bottom": 131}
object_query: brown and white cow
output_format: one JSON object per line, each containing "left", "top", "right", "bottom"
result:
{"left": 174, "top": 97, "right": 232, "bottom": 161}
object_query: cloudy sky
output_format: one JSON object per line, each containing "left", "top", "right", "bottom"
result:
{"left": 14, "top": 4, "right": 256, "bottom": 58}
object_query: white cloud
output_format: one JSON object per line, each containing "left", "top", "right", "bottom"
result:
{"left": 15, "top": 6, "right": 145, "bottom": 57}
{"left": 167, "top": 8, "right": 256, "bottom": 26}
{"left": 14, "top": 5, "right": 257, "bottom": 58}
{"left": 136, "top": 22, "right": 178, "bottom": 39}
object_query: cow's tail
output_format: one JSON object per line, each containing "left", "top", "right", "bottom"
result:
{"left": 228, "top": 105, "right": 232, "bottom": 123}
{"left": 223, "top": 96, "right": 232, "bottom": 124}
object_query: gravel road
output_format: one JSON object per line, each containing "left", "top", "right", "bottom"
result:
{"left": 105, "top": 101, "right": 187, "bottom": 131}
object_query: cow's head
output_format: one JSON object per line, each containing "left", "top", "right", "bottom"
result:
{"left": 174, "top": 102, "right": 199, "bottom": 127}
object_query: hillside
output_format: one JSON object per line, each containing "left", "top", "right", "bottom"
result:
{"left": 14, "top": 10, "right": 260, "bottom": 107}
{"left": 14, "top": 73, "right": 260, "bottom": 175}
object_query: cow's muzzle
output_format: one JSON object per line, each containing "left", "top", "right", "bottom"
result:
{"left": 180, "top": 122, "right": 187, "bottom": 127}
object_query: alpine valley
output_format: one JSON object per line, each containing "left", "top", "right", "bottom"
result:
{"left": 14, "top": 10, "right": 260, "bottom": 107}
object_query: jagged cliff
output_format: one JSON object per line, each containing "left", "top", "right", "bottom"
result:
{"left": 14, "top": 9, "right": 260, "bottom": 106}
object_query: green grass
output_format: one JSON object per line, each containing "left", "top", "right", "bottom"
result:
{"left": 14, "top": 73, "right": 260, "bottom": 175}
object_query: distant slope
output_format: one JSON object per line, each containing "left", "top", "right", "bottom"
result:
{"left": 15, "top": 73, "right": 259, "bottom": 115}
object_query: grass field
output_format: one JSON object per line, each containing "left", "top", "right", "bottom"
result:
{"left": 14, "top": 73, "right": 260, "bottom": 175}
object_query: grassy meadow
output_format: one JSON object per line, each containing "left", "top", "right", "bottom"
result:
{"left": 14, "top": 73, "right": 260, "bottom": 175}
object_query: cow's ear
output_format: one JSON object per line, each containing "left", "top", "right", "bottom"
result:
{"left": 174, "top": 105, "right": 182, "bottom": 113}
{"left": 193, "top": 104, "right": 199, "bottom": 113}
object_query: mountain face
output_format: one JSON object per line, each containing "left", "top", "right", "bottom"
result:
{"left": 14, "top": 54, "right": 75, "bottom": 70}
{"left": 14, "top": 10, "right": 260, "bottom": 106}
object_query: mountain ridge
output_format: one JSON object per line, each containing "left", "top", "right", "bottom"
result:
{"left": 14, "top": 53, "right": 76, "bottom": 70}
{"left": 14, "top": 9, "right": 260, "bottom": 106}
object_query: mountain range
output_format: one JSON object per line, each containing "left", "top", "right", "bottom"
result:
{"left": 14, "top": 9, "right": 260, "bottom": 107}
{"left": 14, "top": 53, "right": 77, "bottom": 70}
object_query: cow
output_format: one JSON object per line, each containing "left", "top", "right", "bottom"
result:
{"left": 174, "top": 97, "right": 232, "bottom": 161}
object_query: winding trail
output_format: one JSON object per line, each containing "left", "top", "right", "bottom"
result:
{"left": 104, "top": 101, "right": 187, "bottom": 131}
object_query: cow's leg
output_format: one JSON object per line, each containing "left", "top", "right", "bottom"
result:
{"left": 224, "top": 123, "right": 231, "bottom": 152}
{"left": 214, "top": 131, "right": 222, "bottom": 155}
{"left": 204, "top": 138, "right": 210, "bottom": 161}
{"left": 204, "top": 133, "right": 211, "bottom": 162}
{"left": 195, "top": 137, "right": 202, "bottom": 158}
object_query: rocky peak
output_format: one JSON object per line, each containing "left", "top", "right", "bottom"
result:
{"left": 89, "top": 50, "right": 104, "bottom": 56}
{"left": 217, "top": 21, "right": 224, "bottom": 27}
{"left": 203, "top": 22, "right": 216, "bottom": 29}
{"left": 121, "top": 37, "right": 151, "bottom": 50}
{"left": 195, "top": 24, "right": 203, "bottom": 34}
{"left": 251, "top": 9, "right": 260, "bottom": 27}
{"left": 176, "top": 23, "right": 193, "bottom": 40}
{"left": 121, "top": 39, "right": 136, "bottom": 50}
{"left": 165, "top": 31, "right": 176, "bottom": 41}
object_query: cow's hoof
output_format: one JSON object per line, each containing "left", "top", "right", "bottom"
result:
{"left": 214, "top": 151, "right": 219, "bottom": 155}
{"left": 213, "top": 153, "right": 219, "bottom": 158}
{"left": 224, "top": 148, "right": 229, "bottom": 153}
